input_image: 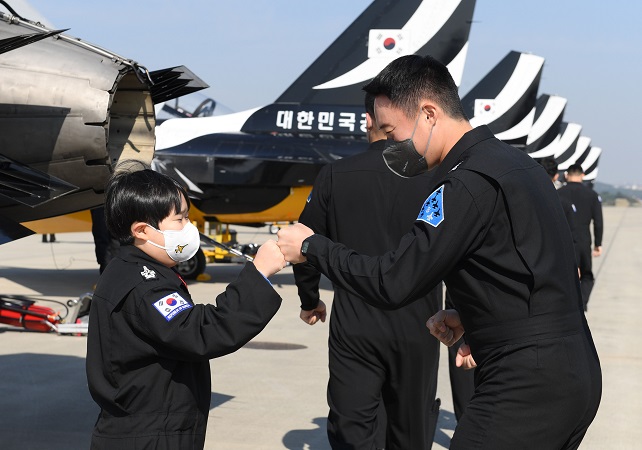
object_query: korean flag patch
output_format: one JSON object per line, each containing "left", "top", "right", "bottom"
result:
{"left": 153, "top": 292, "right": 192, "bottom": 321}
{"left": 417, "top": 185, "right": 445, "bottom": 227}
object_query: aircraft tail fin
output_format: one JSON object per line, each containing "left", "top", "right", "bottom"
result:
{"left": 276, "top": 0, "right": 476, "bottom": 106}
{"left": 463, "top": 51, "right": 544, "bottom": 134}
{"left": 581, "top": 147, "right": 601, "bottom": 181}
{"left": 524, "top": 94, "right": 567, "bottom": 152}
{"left": 558, "top": 136, "right": 591, "bottom": 171}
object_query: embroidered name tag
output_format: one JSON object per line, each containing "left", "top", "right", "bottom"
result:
{"left": 153, "top": 292, "right": 192, "bottom": 321}
{"left": 417, "top": 185, "right": 445, "bottom": 227}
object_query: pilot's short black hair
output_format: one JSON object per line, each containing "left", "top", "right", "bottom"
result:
{"left": 105, "top": 163, "right": 190, "bottom": 245}
{"left": 363, "top": 54, "right": 467, "bottom": 121}
{"left": 364, "top": 91, "right": 376, "bottom": 117}
{"left": 539, "top": 157, "right": 559, "bottom": 179}
{"left": 566, "top": 164, "right": 584, "bottom": 176}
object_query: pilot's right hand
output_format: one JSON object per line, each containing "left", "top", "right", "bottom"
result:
{"left": 426, "top": 309, "right": 465, "bottom": 347}
{"left": 300, "top": 300, "right": 327, "bottom": 325}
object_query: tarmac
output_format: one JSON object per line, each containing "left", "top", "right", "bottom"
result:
{"left": 0, "top": 205, "right": 640, "bottom": 449}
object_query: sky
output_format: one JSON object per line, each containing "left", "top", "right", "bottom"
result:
{"left": 10, "top": 0, "right": 642, "bottom": 186}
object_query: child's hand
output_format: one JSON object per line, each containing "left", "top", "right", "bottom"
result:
{"left": 253, "top": 239, "right": 286, "bottom": 278}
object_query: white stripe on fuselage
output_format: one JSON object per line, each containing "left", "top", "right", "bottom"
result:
{"left": 155, "top": 107, "right": 260, "bottom": 150}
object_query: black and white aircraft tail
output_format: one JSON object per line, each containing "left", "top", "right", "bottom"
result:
{"left": 558, "top": 136, "right": 592, "bottom": 171}
{"left": 580, "top": 146, "right": 602, "bottom": 182}
{"left": 276, "top": 0, "right": 475, "bottom": 106}
{"left": 462, "top": 51, "right": 545, "bottom": 145}
{"left": 524, "top": 94, "right": 567, "bottom": 153}
{"left": 241, "top": 0, "right": 476, "bottom": 137}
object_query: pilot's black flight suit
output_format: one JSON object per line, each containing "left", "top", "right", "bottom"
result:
{"left": 557, "top": 181, "right": 603, "bottom": 310}
{"left": 293, "top": 139, "right": 442, "bottom": 450}
{"left": 300, "top": 126, "right": 602, "bottom": 450}
{"left": 86, "top": 245, "right": 281, "bottom": 450}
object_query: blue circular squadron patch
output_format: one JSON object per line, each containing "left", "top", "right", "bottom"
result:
{"left": 417, "top": 185, "right": 444, "bottom": 227}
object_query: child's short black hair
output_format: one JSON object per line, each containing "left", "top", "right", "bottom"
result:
{"left": 105, "top": 162, "right": 191, "bottom": 245}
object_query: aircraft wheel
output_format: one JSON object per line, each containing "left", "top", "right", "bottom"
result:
{"left": 176, "top": 248, "right": 206, "bottom": 280}
{"left": 269, "top": 224, "right": 280, "bottom": 234}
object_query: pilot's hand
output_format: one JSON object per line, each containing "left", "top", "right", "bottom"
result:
{"left": 426, "top": 309, "right": 465, "bottom": 347}
{"left": 277, "top": 223, "right": 314, "bottom": 264}
{"left": 300, "top": 300, "right": 327, "bottom": 325}
{"left": 253, "top": 239, "right": 286, "bottom": 278}
{"left": 456, "top": 343, "right": 477, "bottom": 370}
{"left": 592, "top": 246, "right": 602, "bottom": 257}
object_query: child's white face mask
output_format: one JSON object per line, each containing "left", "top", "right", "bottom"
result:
{"left": 145, "top": 222, "right": 201, "bottom": 262}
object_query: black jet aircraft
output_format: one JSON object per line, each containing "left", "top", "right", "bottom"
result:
{"left": 152, "top": 0, "right": 477, "bottom": 228}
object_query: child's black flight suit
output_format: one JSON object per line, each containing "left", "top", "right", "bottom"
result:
{"left": 86, "top": 245, "right": 281, "bottom": 450}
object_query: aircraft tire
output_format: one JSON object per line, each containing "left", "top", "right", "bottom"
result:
{"left": 176, "top": 248, "right": 206, "bottom": 280}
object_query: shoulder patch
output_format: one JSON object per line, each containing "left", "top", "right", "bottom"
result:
{"left": 140, "top": 265, "right": 157, "bottom": 280}
{"left": 417, "top": 185, "right": 445, "bottom": 227}
{"left": 153, "top": 292, "right": 192, "bottom": 321}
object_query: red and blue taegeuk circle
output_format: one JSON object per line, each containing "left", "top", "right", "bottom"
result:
{"left": 383, "top": 37, "right": 396, "bottom": 50}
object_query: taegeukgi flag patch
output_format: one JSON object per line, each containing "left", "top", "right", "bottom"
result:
{"left": 153, "top": 292, "right": 192, "bottom": 321}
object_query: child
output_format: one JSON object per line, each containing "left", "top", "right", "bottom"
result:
{"left": 86, "top": 166, "right": 285, "bottom": 450}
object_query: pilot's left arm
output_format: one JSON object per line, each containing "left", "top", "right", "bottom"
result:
{"left": 293, "top": 164, "right": 332, "bottom": 312}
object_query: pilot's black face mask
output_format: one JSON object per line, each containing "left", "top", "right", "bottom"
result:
{"left": 382, "top": 110, "right": 434, "bottom": 178}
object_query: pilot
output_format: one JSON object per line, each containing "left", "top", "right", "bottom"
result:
{"left": 293, "top": 92, "right": 442, "bottom": 449}
{"left": 86, "top": 166, "right": 284, "bottom": 450}
{"left": 557, "top": 163, "right": 604, "bottom": 311}
{"left": 277, "top": 55, "right": 602, "bottom": 450}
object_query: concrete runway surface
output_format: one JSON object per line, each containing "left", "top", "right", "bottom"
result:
{"left": 0, "top": 206, "right": 639, "bottom": 449}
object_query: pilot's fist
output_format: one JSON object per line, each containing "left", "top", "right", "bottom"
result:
{"left": 277, "top": 223, "right": 314, "bottom": 264}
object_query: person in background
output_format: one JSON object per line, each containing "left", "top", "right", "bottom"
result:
{"left": 539, "top": 157, "right": 580, "bottom": 263}
{"left": 292, "top": 92, "right": 442, "bottom": 449}
{"left": 558, "top": 163, "right": 604, "bottom": 311}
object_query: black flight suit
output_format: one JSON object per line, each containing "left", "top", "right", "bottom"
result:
{"left": 299, "top": 126, "right": 602, "bottom": 450}
{"left": 557, "top": 181, "right": 604, "bottom": 310}
{"left": 293, "top": 139, "right": 442, "bottom": 450}
{"left": 86, "top": 245, "right": 281, "bottom": 450}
